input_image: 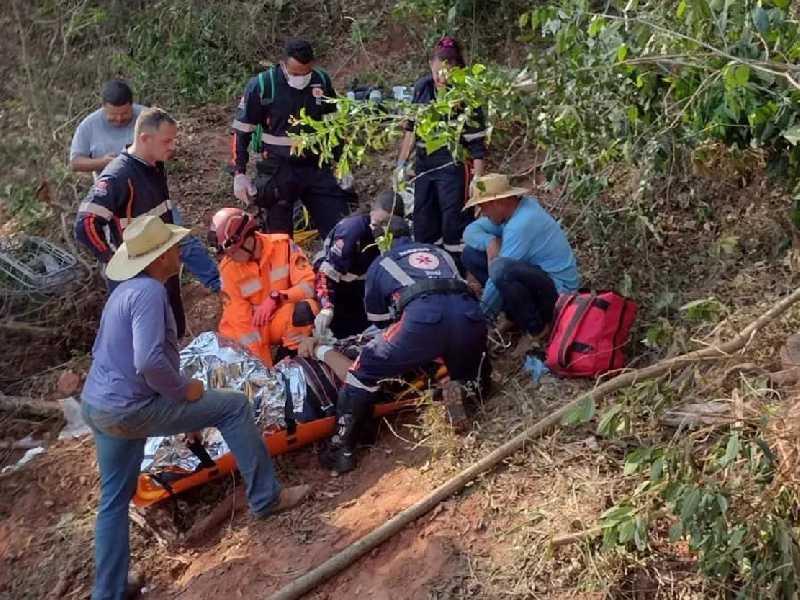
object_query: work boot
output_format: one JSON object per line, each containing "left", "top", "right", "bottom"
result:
{"left": 319, "top": 414, "right": 357, "bottom": 474}
{"left": 256, "top": 484, "right": 312, "bottom": 519}
{"left": 442, "top": 381, "right": 469, "bottom": 435}
{"left": 125, "top": 572, "right": 144, "bottom": 599}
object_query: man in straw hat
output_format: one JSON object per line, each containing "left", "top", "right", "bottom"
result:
{"left": 462, "top": 173, "right": 580, "bottom": 339}
{"left": 80, "top": 215, "right": 310, "bottom": 600}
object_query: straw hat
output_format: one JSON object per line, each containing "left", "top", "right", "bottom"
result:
{"left": 106, "top": 215, "right": 190, "bottom": 281}
{"left": 463, "top": 173, "right": 529, "bottom": 210}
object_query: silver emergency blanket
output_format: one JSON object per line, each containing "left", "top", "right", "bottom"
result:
{"left": 140, "top": 332, "right": 308, "bottom": 473}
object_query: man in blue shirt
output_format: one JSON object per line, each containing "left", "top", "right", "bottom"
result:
{"left": 462, "top": 173, "right": 580, "bottom": 337}
{"left": 80, "top": 215, "right": 309, "bottom": 600}
{"left": 71, "top": 82, "right": 220, "bottom": 294}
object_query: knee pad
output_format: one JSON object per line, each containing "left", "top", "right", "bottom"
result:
{"left": 292, "top": 301, "right": 316, "bottom": 327}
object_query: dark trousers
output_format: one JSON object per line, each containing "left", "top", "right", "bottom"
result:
{"left": 462, "top": 246, "right": 557, "bottom": 336}
{"left": 108, "top": 274, "right": 185, "bottom": 338}
{"left": 330, "top": 280, "right": 370, "bottom": 339}
{"left": 254, "top": 156, "right": 352, "bottom": 238}
{"left": 413, "top": 157, "right": 473, "bottom": 261}
{"left": 338, "top": 294, "right": 488, "bottom": 418}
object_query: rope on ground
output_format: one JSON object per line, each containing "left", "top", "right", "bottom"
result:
{"left": 266, "top": 286, "right": 800, "bottom": 600}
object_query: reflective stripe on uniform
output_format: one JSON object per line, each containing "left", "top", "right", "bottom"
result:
{"left": 78, "top": 201, "right": 114, "bottom": 220}
{"left": 232, "top": 120, "right": 256, "bottom": 133}
{"left": 262, "top": 133, "right": 293, "bottom": 146}
{"left": 118, "top": 199, "right": 173, "bottom": 228}
{"left": 463, "top": 129, "right": 488, "bottom": 141}
{"left": 366, "top": 311, "right": 392, "bottom": 322}
{"left": 240, "top": 331, "right": 261, "bottom": 345}
{"left": 239, "top": 278, "right": 263, "bottom": 297}
{"left": 320, "top": 261, "right": 342, "bottom": 282}
{"left": 379, "top": 257, "right": 415, "bottom": 287}
{"left": 345, "top": 371, "right": 379, "bottom": 393}
{"left": 340, "top": 272, "right": 366, "bottom": 282}
{"left": 443, "top": 242, "right": 465, "bottom": 253}
{"left": 299, "top": 282, "right": 315, "bottom": 298}
{"left": 270, "top": 265, "right": 290, "bottom": 281}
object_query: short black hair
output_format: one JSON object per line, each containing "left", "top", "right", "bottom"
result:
{"left": 372, "top": 190, "right": 405, "bottom": 218}
{"left": 285, "top": 38, "right": 315, "bottom": 64}
{"left": 134, "top": 107, "right": 176, "bottom": 137}
{"left": 101, "top": 80, "right": 133, "bottom": 106}
{"left": 385, "top": 215, "right": 411, "bottom": 240}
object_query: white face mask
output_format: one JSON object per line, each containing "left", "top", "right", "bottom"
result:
{"left": 283, "top": 64, "right": 312, "bottom": 90}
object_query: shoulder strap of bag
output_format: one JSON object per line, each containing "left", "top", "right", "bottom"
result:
{"left": 313, "top": 67, "right": 330, "bottom": 91}
{"left": 250, "top": 67, "right": 276, "bottom": 155}
{"left": 557, "top": 292, "right": 597, "bottom": 369}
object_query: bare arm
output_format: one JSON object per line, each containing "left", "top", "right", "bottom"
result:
{"left": 318, "top": 347, "right": 353, "bottom": 383}
{"left": 70, "top": 154, "right": 115, "bottom": 174}
{"left": 397, "top": 131, "right": 416, "bottom": 164}
{"left": 297, "top": 337, "right": 354, "bottom": 382}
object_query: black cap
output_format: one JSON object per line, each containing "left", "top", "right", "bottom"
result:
{"left": 285, "top": 39, "right": 315, "bottom": 64}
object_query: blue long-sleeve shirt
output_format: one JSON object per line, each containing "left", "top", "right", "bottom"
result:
{"left": 464, "top": 196, "right": 580, "bottom": 316}
{"left": 81, "top": 275, "right": 189, "bottom": 411}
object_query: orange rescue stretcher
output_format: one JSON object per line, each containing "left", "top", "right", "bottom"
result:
{"left": 133, "top": 368, "right": 446, "bottom": 508}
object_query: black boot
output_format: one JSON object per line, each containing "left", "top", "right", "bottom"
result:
{"left": 319, "top": 414, "right": 357, "bottom": 474}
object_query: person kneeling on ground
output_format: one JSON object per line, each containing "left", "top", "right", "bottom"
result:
{"left": 313, "top": 190, "right": 404, "bottom": 339}
{"left": 80, "top": 215, "right": 309, "bottom": 600}
{"left": 211, "top": 207, "right": 319, "bottom": 366}
{"left": 319, "top": 216, "right": 490, "bottom": 474}
{"left": 462, "top": 173, "right": 580, "bottom": 340}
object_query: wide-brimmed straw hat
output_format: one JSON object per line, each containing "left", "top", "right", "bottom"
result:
{"left": 463, "top": 173, "right": 529, "bottom": 210}
{"left": 106, "top": 215, "right": 190, "bottom": 281}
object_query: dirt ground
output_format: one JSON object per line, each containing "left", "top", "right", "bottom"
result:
{"left": 3, "top": 30, "right": 800, "bottom": 600}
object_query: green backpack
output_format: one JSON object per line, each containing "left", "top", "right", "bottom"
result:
{"left": 249, "top": 66, "right": 332, "bottom": 155}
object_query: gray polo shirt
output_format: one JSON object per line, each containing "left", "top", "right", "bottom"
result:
{"left": 69, "top": 103, "right": 145, "bottom": 162}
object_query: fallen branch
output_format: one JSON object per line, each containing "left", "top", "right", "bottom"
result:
{"left": 183, "top": 488, "right": 247, "bottom": 546}
{"left": 550, "top": 527, "right": 602, "bottom": 548}
{"left": 0, "top": 320, "right": 57, "bottom": 336}
{"left": 266, "top": 286, "right": 800, "bottom": 600}
{"left": 0, "top": 394, "right": 62, "bottom": 419}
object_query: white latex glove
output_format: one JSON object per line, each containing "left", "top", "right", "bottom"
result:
{"left": 233, "top": 173, "right": 256, "bottom": 203}
{"left": 338, "top": 173, "right": 354, "bottom": 190}
{"left": 314, "top": 307, "right": 334, "bottom": 338}
{"left": 392, "top": 160, "right": 407, "bottom": 191}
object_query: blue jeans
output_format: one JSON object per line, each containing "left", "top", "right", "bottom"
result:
{"left": 462, "top": 246, "right": 558, "bottom": 335}
{"left": 173, "top": 206, "right": 221, "bottom": 292}
{"left": 82, "top": 390, "right": 281, "bottom": 600}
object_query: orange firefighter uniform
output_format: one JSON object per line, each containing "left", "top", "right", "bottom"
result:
{"left": 219, "top": 233, "right": 318, "bottom": 366}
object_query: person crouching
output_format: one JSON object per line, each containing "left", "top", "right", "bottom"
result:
{"left": 211, "top": 207, "right": 319, "bottom": 366}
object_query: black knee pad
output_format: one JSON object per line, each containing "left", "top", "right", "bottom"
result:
{"left": 292, "top": 301, "right": 315, "bottom": 327}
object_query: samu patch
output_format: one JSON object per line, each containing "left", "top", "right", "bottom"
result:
{"left": 408, "top": 251, "right": 440, "bottom": 270}
{"left": 93, "top": 180, "right": 109, "bottom": 197}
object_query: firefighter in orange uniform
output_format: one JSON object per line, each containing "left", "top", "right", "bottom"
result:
{"left": 210, "top": 207, "right": 318, "bottom": 366}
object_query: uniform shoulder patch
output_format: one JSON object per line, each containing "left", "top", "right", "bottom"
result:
{"left": 93, "top": 179, "right": 109, "bottom": 197}
{"left": 408, "top": 251, "right": 440, "bottom": 270}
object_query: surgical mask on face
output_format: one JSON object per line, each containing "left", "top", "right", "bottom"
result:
{"left": 283, "top": 64, "right": 312, "bottom": 90}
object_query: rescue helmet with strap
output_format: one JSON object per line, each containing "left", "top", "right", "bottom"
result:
{"left": 209, "top": 207, "right": 258, "bottom": 256}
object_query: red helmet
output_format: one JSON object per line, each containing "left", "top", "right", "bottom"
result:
{"left": 209, "top": 207, "right": 258, "bottom": 255}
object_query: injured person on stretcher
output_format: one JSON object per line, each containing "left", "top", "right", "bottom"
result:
{"left": 138, "top": 328, "right": 450, "bottom": 493}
